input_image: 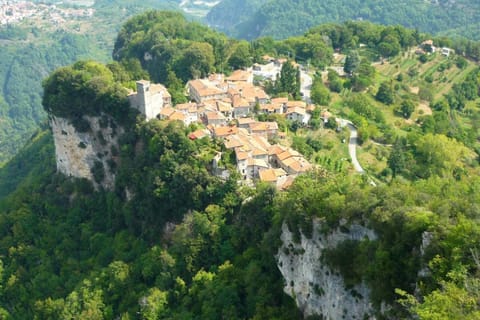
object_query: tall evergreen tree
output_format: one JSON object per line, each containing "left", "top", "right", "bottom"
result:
{"left": 277, "top": 59, "right": 300, "bottom": 98}
{"left": 344, "top": 50, "right": 360, "bottom": 75}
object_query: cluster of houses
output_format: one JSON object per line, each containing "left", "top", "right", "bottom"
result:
{"left": 127, "top": 65, "right": 314, "bottom": 187}
{"left": 0, "top": 1, "right": 94, "bottom": 26}
{"left": 416, "top": 40, "right": 452, "bottom": 57}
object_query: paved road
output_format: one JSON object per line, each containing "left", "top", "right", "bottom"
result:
{"left": 337, "top": 119, "right": 364, "bottom": 173}
{"left": 299, "top": 69, "right": 312, "bottom": 104}
{"left": 299, "top": 66, "right": 365, "bottom": 175}
{"left": 346, "top": 123, "right": 365, "bottom": 173}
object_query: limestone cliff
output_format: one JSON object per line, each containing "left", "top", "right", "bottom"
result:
{"left": 50, "top": 115, "right": 123, "bottom": 190}
{"left": 277, "top": 221, "right": 378, "bottom": 319}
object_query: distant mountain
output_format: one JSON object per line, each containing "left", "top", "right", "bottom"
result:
{"left": 179, "top": 0, "right": 223, "bottom": 17}
{"left": 206, "top": 0, "right": 480, "bottom": 40}
{"left": 206, "top": 0, "right": 268, "bottom": 31}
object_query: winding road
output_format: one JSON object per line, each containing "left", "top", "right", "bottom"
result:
{"left": 299, "top": 69, "right": 365, "bottom": 174}
{"left": 338, "top": 119, "right": 365, "bottom": 173}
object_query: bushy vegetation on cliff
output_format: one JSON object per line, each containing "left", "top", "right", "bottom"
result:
{"left": 42, "top": 60, "right": 136, "bottom": 130}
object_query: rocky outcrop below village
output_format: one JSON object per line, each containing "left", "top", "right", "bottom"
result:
{"left": 50, "top": 115, "right": 123, "bottom": 190}
{"left": 277, "top": 220, "right": 378, "bottom": 319}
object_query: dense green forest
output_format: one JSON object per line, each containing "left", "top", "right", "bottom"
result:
{"left": 0, "top": 32, "right": 107, "bottom": 164}
{"left": 206, "top": 0, "right": 480, "bottom": 41}
{"left": 0, "top": 0, "right": 182, "bottom": 164}
{"left": 1, "top": 9, "right": 480, "bottom": 319}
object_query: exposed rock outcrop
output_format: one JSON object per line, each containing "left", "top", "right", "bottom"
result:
{"left": 277, "top": 221, "right": 377, "bottom": 319}
{"left": 50, "top": 115, "right": 123, "bottom": 190}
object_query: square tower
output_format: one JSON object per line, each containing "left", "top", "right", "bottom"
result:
{"left": 130, "top": 80, "right": 165, "bottom": 120}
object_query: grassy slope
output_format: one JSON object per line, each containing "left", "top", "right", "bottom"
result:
{"left": 323, "top": 50, "right": 479, "bottom": 177}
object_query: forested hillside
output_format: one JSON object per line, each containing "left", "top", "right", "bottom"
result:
{"left": 0, "top": 0, "right": 181, "bottom": 164}
{"left": 1, "top": 9, "right": 480, "bottom": 319}
{"left": 206, "top": 0, "right": 480, "bottom": 41}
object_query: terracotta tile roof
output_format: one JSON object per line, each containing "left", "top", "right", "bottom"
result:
{"left": 227, "top": 69, "right": 252, "bottom": 82}
{"left": 250, "top": 121, "right": 278, "bottom": 132}
{"left": 213, "top": 126, "right": 238, "bottom": 137}
{"left": 269, "top": 145, "right": 286, "bottom": 156}
{"left": 238, "top": 117, "right": 256, "bottom": 126}
{"left": 216, "top": 101, "right": 233, "bottom": 112}
{"left": 235, "top": 148, "right": 249, "bottom": 161}
{"left": 271, "top": 97, "right": 288, "bottom": 104}
{"left": 252, "top": 148, "right": 268, "bottom": 156}
{"left": 240, "top": 85, "right": 269, "bottom": 102}
{"left": 236, "top": 127, "right": 249, "bottom": 135}
{"left": 160, "top": 107, "right": 175, "bottom": 117}
{"left": 232, "top": 95, "right": 250, "bottom": 108}
{"left": 286, "top": 106, "right": 307, "bottom": 115}
{"left": 227, "top": 87, "right": 239, "bottom": 96}
{"left": 169, "top": 111, "right": 185, "bottom": 121}
{"left": 247, "top": 158, "right": 269, "bottom": 168}
{"left": 259, "top": 169, "right": 277, "bottom": 182}
{"left": 188, "top": 129, "right": 209, "bottom": 140}
{"left": 285, "top": 158, "right": 312, "bottom": 173}
{"left": 259, "top": 168, "right": 288, "bottom": 182}
{"left": 201, "top": 102, "right": 217, "bottom": 112}
{"left": 277, "top": 149, "right": 301, "bottom": 161}
{"left": 205, "top": 111, "right": 226, "bottom": 121}
{"left": 286, "top": 100, "right": 307, "bottom": 108}
{"left": 189, "top": 79, "right": 226, "bottom": 97}
{"left": 176, "top": 102, "right": 197, "bottom": 111}
{"left": 224, "top": 135, "right": 244, "bottom": 149}
{"left": 251, "top": 135, "right": 271, "bottom": 150}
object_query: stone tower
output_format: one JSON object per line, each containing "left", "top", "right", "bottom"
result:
{"left": 129, "top": 80, "right": 165, "bottom": 120}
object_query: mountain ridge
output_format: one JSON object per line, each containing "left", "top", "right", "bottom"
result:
{"left": 206, "top": 0, "right": 480, "bottom": 40}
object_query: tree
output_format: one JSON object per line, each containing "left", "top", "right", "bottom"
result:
{"left": 413, "top": 133, "right": 475, "bottom": 178}
{"left": 277, "top": 59, "right": 300, "bottom": 98}
{"left": 344, "top": 50, "right": 360, "bottom": 74}
{"left": 387, "top": 138, "right": 407, "bottom": 177}
{"left": 166, "top": 70, "right": 187, "bottom": 105}
{"left": 140, "top": 288, "right": 168, "bottom": 320}
{"left": 327, "top": 69, "right": 343, "bottom": 92}
{"left": 376, "top": 81, "right": 394, "bottom": 104}
{"left": 310, "top": 77, "right": 331, "bottom": 106}
{"left": 175, "top": 42, "right": 215, "bottom": 81}
{"left": 400, "top": 99, "right": 415, "bottom": 119}
{"left": 228, "top": 41, "right": 252, "bottom": 69}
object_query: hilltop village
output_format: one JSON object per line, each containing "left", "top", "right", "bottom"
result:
{"left": 127, "top": 57, "right": 315, "bottom": 188}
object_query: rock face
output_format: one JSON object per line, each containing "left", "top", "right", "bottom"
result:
{"left": 277, "top": 221, "right": 377, "bottom": 319}
{"left": 50, "top": 115, "right": 123, "bottom": 190}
